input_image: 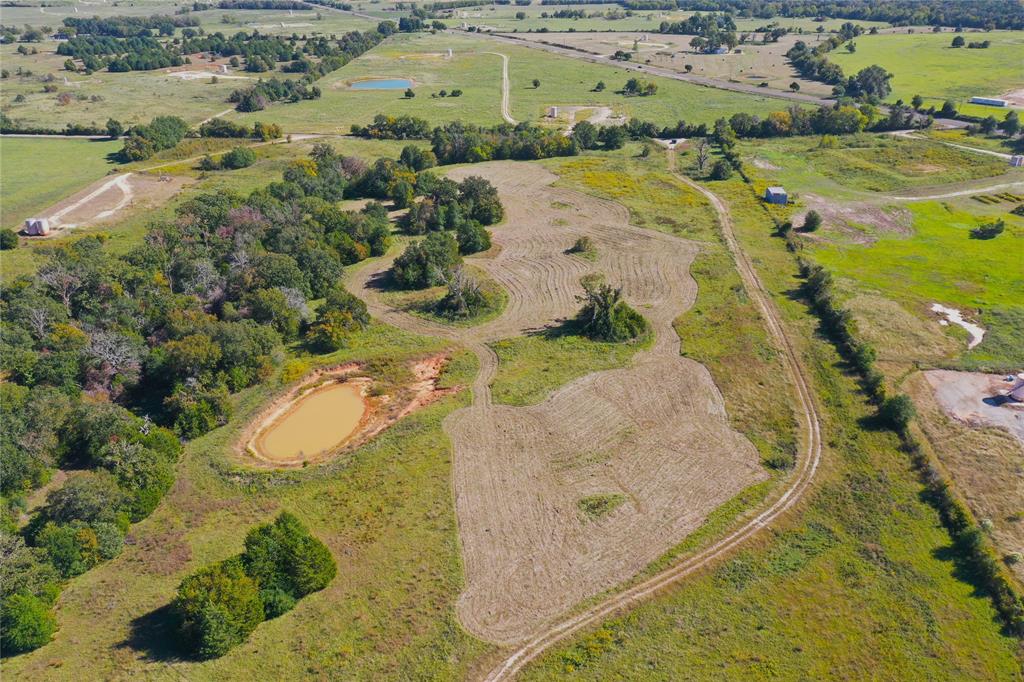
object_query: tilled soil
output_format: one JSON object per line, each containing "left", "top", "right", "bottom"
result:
{"left": 350, "top": 162, "right": 765, "bottom": 643}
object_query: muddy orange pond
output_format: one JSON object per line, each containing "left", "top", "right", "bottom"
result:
{"left": 255, "top": 383, "right": 367, "bottom": 461}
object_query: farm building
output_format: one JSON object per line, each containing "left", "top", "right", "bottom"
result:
{"left": 1008, "top": 374, "right": 1024, "bottom": 403}
{"left": 969, "top": 96, "right": 1008, "bottom": 107}
{"left": 24, "top": 218, "right": 50, "bottom": 236}
{"left": 764, "top": 187, "right": 788, "bottom": 204}
{"left": 1011, "top": 155, "right": 1024, "bottom": 167}
{"left": 547, "top": 106, "right": 559, "bottom": 118}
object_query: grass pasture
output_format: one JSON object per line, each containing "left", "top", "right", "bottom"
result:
{"left": 741, "top": 133, "right": 1010, "bottom": 197}
{"left": 0, "top": 135, "right": 121, "bottom": 229}
{"left": 230, "top": 32, "right": 794, "bottom": 133}
{"left": 830, "top": 31, "right": 1024, "bottom": 118}
{"left": 516, "top": 168, "right": 1024, "bottom": 682}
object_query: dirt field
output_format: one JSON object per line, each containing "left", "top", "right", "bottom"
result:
{"left": 350, "top": 162, "right": 766, "bottom": 644}
{"left": 912, "top": 370, "right": 1024, "bottom": 580}
{"left": 34, "top": 172, "right": 191, "bottom": 234}
{"left": 794, "top": 192, "right": 912, "bottom": 244}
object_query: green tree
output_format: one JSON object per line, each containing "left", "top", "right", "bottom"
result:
{"left": 220, "top": 146, "right": 256, "bottom": 170}
{"left": 1, "top": 592, "right": 56, "bottom": 654}
{"left": 105, "top": 118, "right": 124, "bottom": 139}
{"left": 242, "top": 511, "right": 337, "bottom": 605}
{"left": 802, "top": 210, "right": 822, "bottom": 232}
{"left": 532, "top": 78, "right": 541, "bottom": 88}
{"left": 174, "top": 558, "right": 264, "bottom": 659}
{"left": 709, "top": 159, "right": 733, "bottom": 180}
{"left": 1001, "top": 110, "right": 1020, "bottom": 136}
{"left": 575, "top": 274, "right": 648, "bottom": 342}
{"left": 879, "top": 394, "right": 915, "bottom": 431}
{"left": 456, "top": 220, "right": 492, "bottom": 255}
{"left": 404, "top": 87, "right": 415, "bottom": 99}
{"left": 0, "top": 228, "right": 17, "bottom": 250}
{"left": 951, "top": 35, "right": 965, "bottom": 47}
{"left": 911, "top": 94, "right": 924, "bottom": 109}
{"left": 598, "top": 125, "right": 627, "bottom": 150}
{"left": 594, "top": 80, "right": 605, "bottom": 91}
{"left": 391, "top": 231, "right": 461, "bottom": 289}
{"left": 572, "top": 120, "right": 599, "bottom": 149}
{"left": 305, "top": 285, "right": 369, "bottom": 352}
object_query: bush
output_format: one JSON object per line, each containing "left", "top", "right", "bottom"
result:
{"left": 173, "top": 558, "right": 264, "bottom": 659}
{"left": 970, "top": 219, "right": 1005, "bottom": 240}
{"left": 455, "top": 220, "right": 491, "bottom": 255}
{"left": 220, "top": 146, "right": 256, "bottom": 170}
{"left": 391, "top": 231, "right": 461, "bottom": 289}
{"left": 709, "top": 159, "right": 733, "bottom": 181}
{"left": 0, "top": 228, "right": 17, "bottom": 250}
{"left": 802, "top": 210, "right": 822, "bottom": 232}
{"left": 1, "top": 592, "right": 56, "bottom": 654}
{"left": 879, "top": 394, "right": 915, "bottom": 431}
{"left": 576, "top": 274, "right": 649, "bottom": 342}
{"left": 242, "top": 511, "right": 336, "bottom": 602}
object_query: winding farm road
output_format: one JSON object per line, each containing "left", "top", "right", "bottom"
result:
{"left": 479, "top": 155, "right": 825, "bottom": 681}
{"left": 484, "top": 51, "right": 516, "bottom": 124}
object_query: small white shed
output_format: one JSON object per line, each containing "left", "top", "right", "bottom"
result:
{"left": 24, "top": 218, "right": 51, "bottom": 236}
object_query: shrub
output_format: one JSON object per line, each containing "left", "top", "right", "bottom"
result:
{"left": 879, "top": 394, "right": 915, "bottom": 431}
{"left": 970, "top": 219, "right": 1005, "bottom": 240}
{"left": 242, "top": 511, "right": 336, "bottom": 603}
{"left": 455, "top": 220, "right": 491, "bottom": 255}
{"left": 802, "top": 210, "right": 822, "bottom": 232}
{"left": 709, "top": 159, "right": 733, "bottom": 180}
{"left": 576, "top": 274, "right": 648, "bottom": 342}
{"left": 391, "top": 231, "right": 461, "bottom": 289}
{"left": 220, "top": 146, "right": 256, "bottom": 170}
{"left": 0, "top": 228, "right": 17, "bottom": 250}
{"left": 1, "top": 592, "right": 56, "bottom": 654}
{"left": 173, "top": 558, "right": 264, "bottom": 659}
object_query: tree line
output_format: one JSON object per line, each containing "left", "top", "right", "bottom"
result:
{"left": 1, "top": 138, "right": 492, "bottom": 653}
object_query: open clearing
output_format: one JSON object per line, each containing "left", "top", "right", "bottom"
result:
{"left": 831, "top": 31, "right": 1024, "bottom": 118}
{"left": 351, "top": 161, "right": 766, "bottom": 644}
{"left": 0, "top": 136, "right": 121, "bottom": 229}
{"left": 31, "top": 171, "right": 191, "bottom": 233}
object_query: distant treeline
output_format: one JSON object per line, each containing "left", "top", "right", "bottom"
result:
{"left": 537, "top": 0, "right": 1024, "bottom": 29}
{"left": 61, "top": 15, "right": 199, "bottom": 38}
{"left": 225, "top": 28, "right": 383, "bottom": 110}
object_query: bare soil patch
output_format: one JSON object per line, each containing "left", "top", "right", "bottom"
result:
{"left": 236, "top": 355, "right": 456, "bottom": 469}
{"left": 751, "top": 157, "right": 781, "bottom": 170}
{"left": 35, "top": 172, "right": 191, "bottom": 234}
{"left": 794, "top": 192, "right": 912, "bottom": 244}
{"left": 350, "top": 162, "right": 766, "bottom": 644}
{"left": 912, "top": 370, "right": 1024, "bottom": 580}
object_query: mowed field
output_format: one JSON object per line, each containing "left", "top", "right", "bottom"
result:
{"left": 830, "top": 31, "right": 1024, "bottom": 117}
{"left": 510, "top": 154, "right": 1023, "bottom": 682}
{"left": 0, "top": 136, "right": 121, "bottom": 229}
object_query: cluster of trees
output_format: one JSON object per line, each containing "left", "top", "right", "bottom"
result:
{"left": 62, "top": 15, "right": 198, "bottom": 38}
{"left": 393, "top": 174, "right": 503, "bottom": 288}
{"left": 430, "top": 121, "right": 577, "bottom": 164}
{"left": 570, "top": 120, "right": 629, "bottom": 150}
{"left": 658, "top": 11, "right": 737, "bottom": 52}
{"left": 229, "top": 76, "right": 321, "bottom": 112}
{"left": 575, "top": 273, "right": 648, "bottom": 342}
{"left": 951, "top": 35, "right": 992, "bottom": 49}
{"left": 119, "top": 115, "right": 190, "bottom": 161}
{"left": 351, "top": 114, "right": 433, "bottom": 140}
{"left": 199, "top": 146, "right": 257, "bottom": 171}
{"left": 622, "top": 77, "right": 657, "bottom": 96}
{"left": 0, "top": 114, "right": 107, "bottom": 136}
{"left": 198, "top": 118, "right": 282, "bottom": 140}
{"left": 225, "top": 28, "right": 385, "bottom": 111}
{"left": 173, "top": 512, "right": 335, "bottom": 658}
{"left": 787, "top": 39, "right": 895, "bottom": 101}
{"left": 57, "top": 35, "right": 182, "bottom": 72}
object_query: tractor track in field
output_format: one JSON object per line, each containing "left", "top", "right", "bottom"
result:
{"left": 478, "top": 153, "right": 824, "bottom": 681}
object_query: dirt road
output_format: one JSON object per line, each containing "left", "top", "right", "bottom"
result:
{"left": 478, "top": 154, "right": 824, "bottom": 681}
{"left": 351, "top": 162, "right": 768, "bottom": 645}
{"left": 484, "top": 52, "right": 516, "bottom": 124}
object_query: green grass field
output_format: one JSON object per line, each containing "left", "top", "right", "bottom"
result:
{"left": 741, "top": 133, "right": 1011, "bottom": 197}
{"left": 830, "top": 31, "right": 1024, "bottom": 118}
{"left": 0, "top": 136, "right": 121, "bottom": 229}
{"left": 229, "top": 32, "right": 794, "bottom": 133}
{"left": 517, "top": 169, "right": 1024, "bottom": 682}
